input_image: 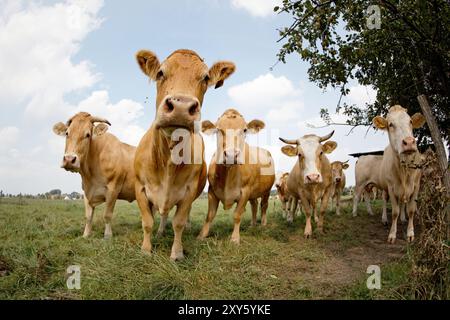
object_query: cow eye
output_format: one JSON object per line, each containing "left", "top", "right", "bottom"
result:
{"left": 389, "top": 123, "right": 394, "bottom": 128}
{"left": 243, "top": 128, "right": 248, "bottom": 133}
{"left": 86, "top": 133, "right": 90, "bottom": 139}
{"left": 203, "top": 74, "right": 210, "bottom": 83}
{"left": 320, "top": 151, "right": 323, "bottom": 156}
{"left": 65, "top": 132, "right": 68, "bottom": 137}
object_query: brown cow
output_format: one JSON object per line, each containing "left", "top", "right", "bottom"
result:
{"left": 354, "top": 105, "right": 425, "bottom": 243}
{"left": 330, "top": 160, "right": 349, "bottom": 215}
{"left": 53, "top": 112, "right": 136, "bottom": 238}
{"left": 275, "top": 172, "right": 301, "bottom": 222}
{"left": 198, "top": 109, "right": 275, "bottom": 244}
{"left": 280, "top": 131, "right": 337, "bottom": 237}
{"left": 134, "top": 49, "right": 235, "bottom": 260}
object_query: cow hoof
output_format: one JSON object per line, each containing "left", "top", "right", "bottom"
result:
{"left": 387, "top": 236, "right": 396, "bottom": 244}
{"left": 82, "top": 233, "right": 90, "bottom": 239}
{"left": 407, "top": 234, "right": 414, "bottom": 243}
{"left": 197, "top": 234, "right": 207, "bottom": 241}
{"left": 382, "top": 220, "right": 388, "bottom": 226}
{"left": 156, "top": 231, "right": 164, "bottom": 238}
{"left": 230, "top": 237, "right": 240, "bottom": 245}
{"left": 104, "top": 234, "right": 112, "bottom": 240}
{"left": 304, "top": 233, "right": 311, "bottom": 239}
{"left": 170, "top": 252, "right": 184, "bottom": 261}
{"left": 141, "top": 244, "right": 152, "bottom": 254}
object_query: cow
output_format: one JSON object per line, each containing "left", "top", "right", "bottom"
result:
{"left": 279, "top": 131, "right": 337, "bottom": 238}
{"left": 53, "top": 112, "right": 136, "bottom": 238}
{"left": 198, "top": 109, "right": 275, "bottom": 244}
{"left": 353, "top": 156, "right": 409, "bottom": 224}
{"left": 275, "top": 172, "right": 302, "bottom": 222}
{"left": 134, "top": 49, "right": 235, "bottom": 260}
{"left": 353, "top": 105, "right": 425, "bottom": 243}
{"left": 330, "top": 160, "right": 349, "bottom": 215}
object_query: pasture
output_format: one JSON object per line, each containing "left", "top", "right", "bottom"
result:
{"left": 0, "top": 197, "right": 414, "bottom": 299}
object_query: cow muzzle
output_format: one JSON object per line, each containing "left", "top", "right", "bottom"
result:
{"left": 401, "top": 136, "right": 417, "bottom": 154}
{"left": 335, "top": 177, "right": 342, "bottom": 183}
{"left": 222, "top": 148, "right": 242, "bottom": 165}
{"left": 305, "top": 173, "right": 321, "bottom": 184}
{"left": 61, "top": 154, "right": 80, "bottom": 172}
{"left": 156, "top": 95, "right": 201, "bottom": 134}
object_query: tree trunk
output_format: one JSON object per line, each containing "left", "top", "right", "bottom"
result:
{"left": 417, "top": 94, "right": 450, "bottom": 239}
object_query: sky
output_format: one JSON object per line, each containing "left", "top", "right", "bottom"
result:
{"left": 0, "top": 0, "right": 388, "bottom": 195}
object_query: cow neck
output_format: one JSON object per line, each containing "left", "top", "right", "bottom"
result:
{"left": 215, "top": 163, "right": 241, "bottom": 190}
{"left": 80, "top": 136, "right": 102, "bottom": 180}
{"left": 151, "top": 125, "right": 195, "bottom": 169}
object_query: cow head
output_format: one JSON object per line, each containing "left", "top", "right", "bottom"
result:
{"left": 331, "top": 160, "right": 349, "bottom": 184}
{"left": 136, "top": 49, "right": 235, "bottom": 136}
{"left": 280, "top": 131, "right": 337, "bottom": 184}
{"left": 275, "top": 172, "right": 289, "bottom": 190}
{"left": 202, "top": 109, "right": 264, "bottom": 165}
{"left": 373, "top": 105, "right": 425, "bottom": 155}
{"left": 53, "top": 112, "right": 111, "bottom": 172}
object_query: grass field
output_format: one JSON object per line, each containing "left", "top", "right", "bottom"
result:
{"left": 0, "top": 196, "right": 416, "bottom": 299}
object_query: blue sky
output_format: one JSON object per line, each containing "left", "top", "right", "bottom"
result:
{"left": 0, "top": 0, "right": 385, "bottom": 194}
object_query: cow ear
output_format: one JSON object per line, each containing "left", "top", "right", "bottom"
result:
{"left": 201, "top": 120, "right": 217, "bottom": 135}
{"left": 411, "top": 113, "right": 426, "bottom": 129}
{"left": 208, "top": 61, "right": 236, "bottom": 89}
{"left": 93, "top": 123, "right": 109, "bottom": 136}
{"left": 53, "top": 122, "right": 67, "bottom": 136}
{"left": 247, "top": 119, "right": 265, "bottom": 134}
{"left": 342, "top": 163, "right": 350, "bottom": 169}
{"left": 281, "top": 145, "right": 297, "bottom": 157}
{"left": 136, "top": 50, "right": 160, "bottom": 80}
{"left": 323, "top": 141, "right": 337, "bottom": 154}
{"left": 373, "top": 116, "right": 388, "bottom": 130}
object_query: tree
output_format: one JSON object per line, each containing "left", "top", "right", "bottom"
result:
{"left": 275, "top": 0, "right": 449, "bottom": 146}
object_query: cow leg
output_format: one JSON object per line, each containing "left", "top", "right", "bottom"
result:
{"left": 198, "top": 190, "right": 220, "bottom": 240}
{"left": 103, "top": 192, "right": 119, "bottom": 239}
{"left": 364, "top": 191, "right": 374, "bottom": 216}
{"left": 381, "top": 190, "right": 388, "bottom": 225}
{"left": 260, "top": 193, "right": 269, "bottom": 226}
{"left": 387, "top": 187, "right": 399, "bottom": 244}
{"left": 250, "top": 199, "right": 258, "bottom": 226}
{"left": 287, "top": 197, "right": 297, "bottom": 223}
{"left": 82, "top": 196, "right": 95, "bottom": 238}
{"left": 352, "top": 184, "right": 364, "bottom": 217}
{"left": 317, "top": 188, "right": 332, "bottom": 233}
{"left": 136, "top": 183, "right": 154, "bottom": 253}
{"left": 400, "top": 203, "right": 407, "bottom": 223}
{"left": 230, "top": 193, "right": 250, "bottom": 244}
{"left": 156, "top": 211, "right": 168, "bottom": 237}
{"left": 297, "top": 199, "right": 302, "bottom": 217}
{"left": 170, "top": 202, "right": 191, "bottom": 261}
{"left": 301, "top": 198, "right": 313, "bottom": 238}
{"left": 335, "top": 190, "right": 341, "bottom": 216}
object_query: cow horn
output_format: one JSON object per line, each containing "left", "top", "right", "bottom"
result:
{"left": 319, "top": 130, "right": 334, "bottom": 142}
{"left": 90, "top": 116, "right": 111, "bottom": 126}
{"left": 343, "top": 160, "right": 349, "bottom": 164}
{"left": 279, "top": 137, "right": 298, "bottom": 145}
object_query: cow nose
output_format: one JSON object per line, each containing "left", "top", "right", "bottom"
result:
{"left": 64, "top": 155, "right": 77, "bottom": 164}
{"left": 163, "top": 96, "right": 200, "bottom": 119}
{"left": 402, "top": 136, "right": 416, "bottom": 152}
{"left": 335, "top": 177, "right": 341, "bottom": 182}
{"left": 306, "top": 173, "right": 320, "bottom": 183}
{"left": 223, "top": 149, "right": 241, "bottom": 164}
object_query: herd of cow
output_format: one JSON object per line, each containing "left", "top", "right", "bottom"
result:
{"left": 52, "top": 49, "right": 426, "bottom": 260}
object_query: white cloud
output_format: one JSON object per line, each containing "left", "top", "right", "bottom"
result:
{"left": 231, "top": 0, "right": 281, "bottom": 17}
{"left": 228, "top": 73, "right": 304, "bottom": 122}
{"left": 0, "top": 0, "right": 103, "bottom": 120}
{"left": 74, "top": 90, "right": 145, "bottom": 146}
{"left": 346, "top": 84, "right": 377, "bottom": 106}
{"left": 0, "top": 1, "right": 147, "bottom": 194}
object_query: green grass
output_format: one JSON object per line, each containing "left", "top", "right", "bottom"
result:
{"left": 0, "top": 197, "right": 414, "bottom": 299}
